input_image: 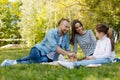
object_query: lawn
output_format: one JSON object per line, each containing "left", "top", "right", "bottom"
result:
{"left": 0, "top": 43, "right": 120, "bottom": 80}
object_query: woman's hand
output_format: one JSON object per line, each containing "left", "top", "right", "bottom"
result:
{"left": 86, "top": 56, "right": 95, "bottom": 60}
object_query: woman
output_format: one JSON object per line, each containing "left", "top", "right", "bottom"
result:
{"left": 59, "top": 24, "right": 115, "bottom": 69}
{"left": 71, "top": 19, "right": 96, "bottom": 57}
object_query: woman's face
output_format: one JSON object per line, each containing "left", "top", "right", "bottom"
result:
{"left": 75, "top": 23, "right": 84, "bottom": 35}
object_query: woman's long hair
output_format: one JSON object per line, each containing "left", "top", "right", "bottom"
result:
{"left": 70, "top": 19, "right": 83, "bottom": 45}
{"left": 96, "top": 24, "right": 114, "bottom": 51}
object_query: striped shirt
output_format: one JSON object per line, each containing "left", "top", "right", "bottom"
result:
{"left": 73, "top": 30, "right": 96, "bottom": 56}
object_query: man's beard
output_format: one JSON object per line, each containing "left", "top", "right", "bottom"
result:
{"left": 62, "top": 30, "right": 67, "bottom": 35}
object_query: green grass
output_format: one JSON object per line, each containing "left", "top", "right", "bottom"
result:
{"left": 0, "top": 44, "right": 120, "bottom": 80}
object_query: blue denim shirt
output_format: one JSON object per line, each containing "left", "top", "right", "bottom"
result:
{"left": 34, "top": 28, "right": 70, "bottom": 60}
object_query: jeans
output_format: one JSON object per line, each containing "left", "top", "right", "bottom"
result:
{"left": 113, "top": 58, "right": 120, "bottom": 62}
{"left": 73, "top": 58, "right": 111, "bottom": 67}
{"left": 17, "top": 47, "right": 52, "bottom": 64}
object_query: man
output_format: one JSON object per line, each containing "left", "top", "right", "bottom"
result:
{"left": 1, "top": 18, "right": 76, "bottom": 66}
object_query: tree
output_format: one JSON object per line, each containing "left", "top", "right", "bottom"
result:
{"left": 82, "top": 0, "right": 120, "bottom": 41}
{"left": 0, "top": 0, "right": 21, "bottom": 45}
{"left": 18, "top": 0, "right": 120, "bottom": 47}
{"left": 18, "top": 0, "right": 47, "bottom": 46}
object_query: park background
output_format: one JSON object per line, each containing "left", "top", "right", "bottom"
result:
{"left": 0, "top": 0, "right": 120, "bottom": 80}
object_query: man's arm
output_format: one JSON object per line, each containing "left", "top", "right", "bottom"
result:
{"left": 56, "top": 46, "right": 77, "bottom": 59}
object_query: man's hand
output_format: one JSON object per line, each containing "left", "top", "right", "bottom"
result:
{"left": 56, "top": 46, "right": 77, "bottom": 61}
{"left": 67, "top": 53, "right": 77, "bottom": 61}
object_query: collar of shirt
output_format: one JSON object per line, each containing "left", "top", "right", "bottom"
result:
{"left": 56, "top": 28, "right": 60, "bottom": 37}
{"left": 100, "top": 35, "right": 107, "bottom": 40}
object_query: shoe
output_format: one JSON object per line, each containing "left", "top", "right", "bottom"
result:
{"left": 58, "top": 61, "right": 74, "bottom": 69}
{"left": 86, "top": 64, "right": 101, "bottom": 68}
{"left": 113, "top": 58, "right": 120, "bottom": 62}
{"left": 41, "top": 61, "right": 59, "bottom": 66}
{"left": 58, "top": 54, "right": 67, "bottom": 61}
{"left": 1, "top": 59, "right": 17, "bottom": 67}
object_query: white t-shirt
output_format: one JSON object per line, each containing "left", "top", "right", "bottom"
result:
{"left": 59, "top": 36, "right": 63, "bottom": 45}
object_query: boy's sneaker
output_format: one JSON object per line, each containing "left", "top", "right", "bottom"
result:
{"left": 58, "top": 61, "right": 74, "bottom": 69}
{"left": 1, "top": 59, "right": 17, "bottom": 67}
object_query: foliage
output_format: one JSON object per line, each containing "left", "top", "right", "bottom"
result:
{"left": 0, "top": 0, "right": 21, "bottom": 46}
{"left": 0, "top": 0, "right": 21, "bottom": 39}
{"left": 82, "top": 0, "right": 120, "bottom": 31}
{"left": 1, "top": 0, "right": 120, "bottom": 46}
{"left": 18, "top": 0, "right": 48, "bottom": 46}
{"left": 19, "top": 0, "right": 120, "bottom": 46}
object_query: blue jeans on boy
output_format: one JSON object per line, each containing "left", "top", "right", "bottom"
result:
{"left": 73, "top": 58, "right": 111, "bottom": 67}
{"left": 17, "top": 47, "right": 52, "bottom": 64}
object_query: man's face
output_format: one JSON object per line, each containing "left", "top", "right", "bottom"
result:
{"left": 59, "top": 21, "right": 70, "bottom": 35}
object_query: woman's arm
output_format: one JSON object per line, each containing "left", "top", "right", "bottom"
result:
{"left": 89, "top": 30, "right": 96, "bottom": 45}
{"left": 73, "top": 35, "right": 78, "bottom": 54}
